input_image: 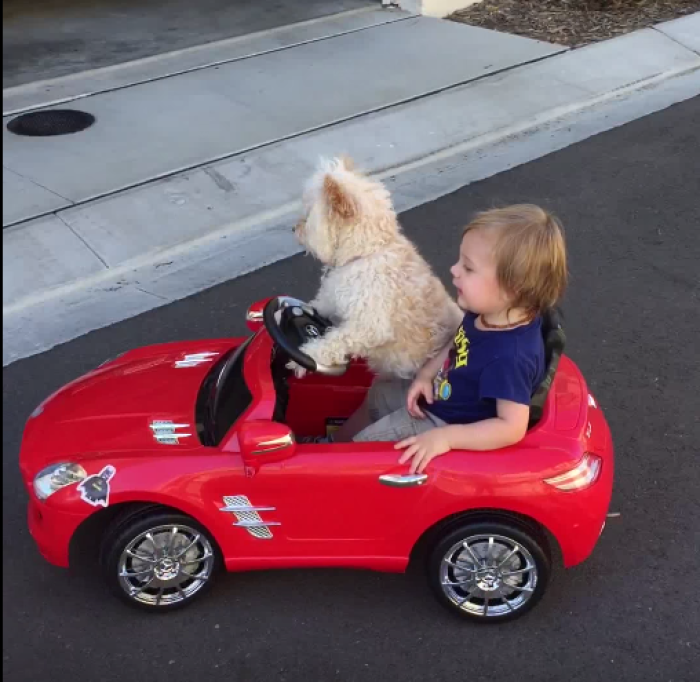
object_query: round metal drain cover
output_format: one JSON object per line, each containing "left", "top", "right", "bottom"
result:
{"left": 7, "top": 109, "right": 96, "bottom": 137}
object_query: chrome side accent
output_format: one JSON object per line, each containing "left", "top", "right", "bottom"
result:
{"left": 154, "top": 434, "right": 192, "bottom": 444}
{"left": 220, "top": 495, "right": 279, "bottom": 540}
{"left": 174, "top": 352, "right": 220, "bottom": 368}
{"left": 219, "top": 504, "right": 276, "bottom": 513}
{"left": 150, "top": 420, "right": 193, "bottom": 445}
{"left": 248, "top": 526, "right": 275, "bottom": 540}
{"left": 251, "top": 433, "right": 295, "bottom": 455}
{"left": 246, "top": 309, "right": 264, "bottom": 322}
{"left": 378, "top": 473, "right": 428, "bottom": 488}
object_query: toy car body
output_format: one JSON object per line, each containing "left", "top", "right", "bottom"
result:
{"left": 19, "top": 297, "right": 613, "bottom": 621}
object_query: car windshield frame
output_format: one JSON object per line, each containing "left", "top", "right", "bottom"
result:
{"left": 196, "top": 336, "right": 254, "bottom": 446}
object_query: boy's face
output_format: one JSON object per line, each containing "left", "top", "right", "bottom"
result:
{"left": 450, "top": 229, "right": 509, "bottom": 314}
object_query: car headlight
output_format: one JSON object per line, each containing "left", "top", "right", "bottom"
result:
{"left": 33, "top": 463, "right": 87, "bottom": 501}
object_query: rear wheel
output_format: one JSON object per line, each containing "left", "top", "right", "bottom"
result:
{"left": 101, "top": 511, "right": 221, "bottom": 612}
{"left": 428, "top": 520, "right": 551, "bottom": 623}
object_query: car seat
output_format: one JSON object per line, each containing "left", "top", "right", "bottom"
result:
{"left": 529, "top": 308, "right": 566, "bottom": 428}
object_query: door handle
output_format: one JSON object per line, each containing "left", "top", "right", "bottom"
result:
{"left": 379, "top": 473, "right": 428, "bottom": 488}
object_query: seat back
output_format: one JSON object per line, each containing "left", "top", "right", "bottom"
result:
{"left": 529, "top": 308, "right": 566, "bottom": 428}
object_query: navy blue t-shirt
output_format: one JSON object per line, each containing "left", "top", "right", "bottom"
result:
{"left": 426, "top": 312, "right": 545, "bottom": 425}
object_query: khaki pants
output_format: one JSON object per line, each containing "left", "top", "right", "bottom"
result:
{"left": 353, "top": 377, "right": 447, "bottom": 442}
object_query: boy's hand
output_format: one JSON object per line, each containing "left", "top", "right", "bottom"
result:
{"left": 395, "top": 429, "right": 451, "bottom": 474}
{"left": 406, "top": 374, "right": 434, "bottom": 418}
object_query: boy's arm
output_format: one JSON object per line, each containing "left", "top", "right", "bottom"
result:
{"left": 405, "top": 341, "right": 453, "bottom": 417}
{"left": 396, "top": 399, "right": 529, "bottom": 474}
{"left": 443, "top": 399, "right": 529, "bottom": 451}
{"left": 418, "top": 339, "right": 452, "bottom": 380}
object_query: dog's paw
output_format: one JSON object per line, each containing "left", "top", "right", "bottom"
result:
{"left": 303, "top": 336, "right": 353, "bottom": 368}
{"left": 285, "top": 360, "right": 308, "bottom": 379}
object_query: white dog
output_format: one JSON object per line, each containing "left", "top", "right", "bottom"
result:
{"left": 292, "top": 157, "right": 462, "bottom": 379}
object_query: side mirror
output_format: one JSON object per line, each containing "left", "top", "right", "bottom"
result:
{"left": 238, "top": 420, "right": 296, "bottom": 465}
{"left": 245, "top": 297, "right": 274, "bottom": 332}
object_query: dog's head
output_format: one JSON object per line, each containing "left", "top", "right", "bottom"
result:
{"left": 294, "top": 156, "right": 398, "bottom": 266}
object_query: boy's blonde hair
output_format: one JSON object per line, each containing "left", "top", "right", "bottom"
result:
{"left": 464, "top": 204, "right": 567, "bottom": 315}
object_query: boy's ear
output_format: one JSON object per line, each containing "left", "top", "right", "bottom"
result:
{"left": 323, "top": 175, "right": 356, "bottom": 220}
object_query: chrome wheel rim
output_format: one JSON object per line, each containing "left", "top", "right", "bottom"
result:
{"left": 439, "top": 533, "right": 538, "bottom": 618}
{"left": 117, "top": 524, "right": 215, "bottom": 607}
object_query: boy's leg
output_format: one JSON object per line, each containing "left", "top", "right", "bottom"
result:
{"left": 367, "top": 376, "right": 413, "bottom": 421}
{"left": 334, "top": 376, "right": 412, "bottom": 443}
{"left": 332, "top": 399, "right": 370, "bottom": 442}
{"left": 353, "top": 407, "right": 445, "bottom": 443}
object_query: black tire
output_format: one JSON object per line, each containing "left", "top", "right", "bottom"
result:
{"left": 428, "top": 520, "right": 551, "bottom": 623}
{"left": 101, "top": 510, "right": 222, "bottom": 612}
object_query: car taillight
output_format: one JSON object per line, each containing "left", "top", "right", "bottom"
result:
{"left": 544, "top": 453, "right": 602, "bottom": 491}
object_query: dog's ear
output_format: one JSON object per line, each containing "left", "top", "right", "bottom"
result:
{"left": 323, "top": 175, "right": 356, "bottom": 220}
{"left": 339, "top": 155, "right": 356, "bottom": 171}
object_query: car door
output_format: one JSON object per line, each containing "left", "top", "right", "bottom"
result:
{"left": 268, "top": 441, "right": 434, "bottom": 562}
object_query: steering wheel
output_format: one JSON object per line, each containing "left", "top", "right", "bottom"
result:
{"left": 263, "top": 297, "right": 348, "bottom": 375}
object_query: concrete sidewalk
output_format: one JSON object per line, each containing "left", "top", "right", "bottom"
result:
{"left": 3, "top": 12, "right": 562, "bottom": 225}
{"left": 3, "top": 10, "right": 700, "bottom": 366}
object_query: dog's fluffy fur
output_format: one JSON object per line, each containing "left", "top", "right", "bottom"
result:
{"left": 293, "top": 157, "right": 462, "bottom": 379}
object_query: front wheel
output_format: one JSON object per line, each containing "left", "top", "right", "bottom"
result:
{"left": 428, "top": 521, "right": 551, "bottom": 623}
{"left": 101, "top": 511, "right": 221, "bottom": 612}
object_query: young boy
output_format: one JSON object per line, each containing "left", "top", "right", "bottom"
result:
{"left": 339, "top": 204, "right": 568, "bottom": 474}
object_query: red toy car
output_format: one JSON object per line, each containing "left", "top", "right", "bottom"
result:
{"left": 19, "top": 296, "right": 613, "bottom": 622}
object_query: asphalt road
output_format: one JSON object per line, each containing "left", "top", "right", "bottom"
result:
{"left": 3, "top": 0, "right": 373, "bottom": 87}
{"left": 3, "top": 98, "right": 699, "bottom": 682}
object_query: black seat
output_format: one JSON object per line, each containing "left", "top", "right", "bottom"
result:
{"left": 529, "top": 308, "right": 566, "bottom": 428}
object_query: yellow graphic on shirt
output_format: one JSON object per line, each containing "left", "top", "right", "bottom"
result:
{"left": 433, "top": 324, "right": 470, "bottom": 401}
{"left": 454, "top": 325, "right": 470, "bottom": 368}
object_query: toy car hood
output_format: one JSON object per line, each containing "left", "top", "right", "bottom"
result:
{"left": 20, "top": 340, "right": 238, "bottom": 467}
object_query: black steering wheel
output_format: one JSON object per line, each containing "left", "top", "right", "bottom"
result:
{"left": 263, "top": 297, "right": 348, "bottom": 375}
